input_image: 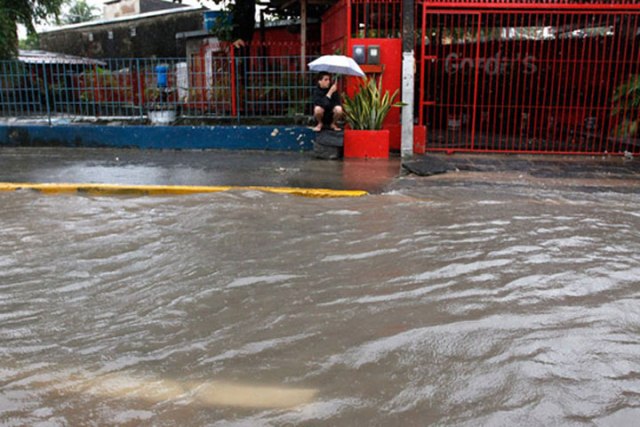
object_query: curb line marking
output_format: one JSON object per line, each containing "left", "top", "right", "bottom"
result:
{"left": 0, "top": 183, "right": 368, "bottom": 198}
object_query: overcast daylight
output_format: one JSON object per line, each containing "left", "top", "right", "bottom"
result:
{"left": 3, "top": 0, "right": 640, "bottom": 425}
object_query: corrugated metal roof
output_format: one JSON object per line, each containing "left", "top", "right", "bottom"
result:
{"left": 39, "top": 5, "right": 204, "bottom": 34}
{"left": 18, "top": 50, "right": 106, "bottom": 65}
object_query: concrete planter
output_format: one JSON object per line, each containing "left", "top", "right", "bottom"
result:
{"left": 148, "top": 109, "right": 177, "bottom": 125}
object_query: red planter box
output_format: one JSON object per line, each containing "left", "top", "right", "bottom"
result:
{"left": 344, "top": 129, "right": 390, "bottom": 159}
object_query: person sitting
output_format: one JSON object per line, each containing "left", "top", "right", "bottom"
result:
{"left": 312, "top": 72, "right": 344, "bottom": 132}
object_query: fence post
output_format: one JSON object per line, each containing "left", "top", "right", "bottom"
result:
{"left": 236, "top": 57, "right": 241, "bottom": 123}
{"left": 41, "top": 63, "right": 52, "bottom": 126}
{"left": 0, "top": 62, "right": 6, "bottom": 116}
{"left": 401, "top": 0, "right": 415, "bottom": 158}
{"left": 301, "top": 0, "right": 307, "bottom": 72}
{"left": 136, "top": 58, "right": 144, "bottom": 120}
{"left": 230, "top": 47, "right": 238, "bottom": 119}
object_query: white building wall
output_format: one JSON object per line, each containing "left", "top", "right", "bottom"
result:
{"left": 104, "top": 0, "right": 140, "bottom": 20}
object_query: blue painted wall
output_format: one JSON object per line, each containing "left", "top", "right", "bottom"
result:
{"left": 0, "top": 125, "right": 316, "bottom": 151}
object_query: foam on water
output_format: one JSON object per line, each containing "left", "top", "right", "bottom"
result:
{"left": 226, "top": 275, "right": 300, "bottom": 289}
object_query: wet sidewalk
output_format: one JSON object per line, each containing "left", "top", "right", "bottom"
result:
{"left": 0, "top": 147, "right": 401, "bottom": 194}
{"left": 0, "top": 146, "right": 638, "bottom": 194}
{"left": 411, "top": 153, "right": 640, "bottom": 193}
{"left": 443, "top": 153, "right": 640, "bottom": 179}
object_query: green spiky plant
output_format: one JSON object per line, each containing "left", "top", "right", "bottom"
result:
{"left": 342, "top": 77, "right": 403, "bottom": 130}
{"left": 612, "top": 74, "right": 640, "bottom": 137}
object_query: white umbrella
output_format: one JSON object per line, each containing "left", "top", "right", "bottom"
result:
{"left": 307, "top": 55, "right": 366, "bottom": 77}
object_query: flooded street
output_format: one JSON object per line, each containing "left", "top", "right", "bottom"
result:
{"left": 1, "top": 181, "right": 640, "bottom": 426}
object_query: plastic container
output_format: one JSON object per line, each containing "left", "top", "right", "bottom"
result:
{"left": 155, "top": 64, "right": 168, "bottom": 88}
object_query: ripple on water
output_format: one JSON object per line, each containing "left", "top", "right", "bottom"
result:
{"left": 1, "top": 188, "right": 639, "bottom": 425}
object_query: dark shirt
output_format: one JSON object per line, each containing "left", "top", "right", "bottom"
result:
{"left": 312, "top": 86, "right": 341, "bottom": 111}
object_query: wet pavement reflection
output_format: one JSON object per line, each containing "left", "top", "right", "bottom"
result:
{"left": 0, "top": 147, "right": 401, "bottom": 194}
{"left": 1, "top": 148, "right": 640, "bottom": 425}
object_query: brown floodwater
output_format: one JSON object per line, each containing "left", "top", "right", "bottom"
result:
{"left": 1, "top": 182, "right": 639, "bottom": 426}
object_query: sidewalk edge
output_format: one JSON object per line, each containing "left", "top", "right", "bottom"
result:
{"left": 0, "top": 183, "right": 368, "bottom": 198}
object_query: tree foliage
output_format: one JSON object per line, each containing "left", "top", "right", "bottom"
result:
{"left": 612, "top": 74, "right": 640, "bottom": 138}
{"left": 0, "top": 0, "right": 65, "bottom": 59}
{"left": 19, "top": 32, "right": 40, "bottom": 50}
{"left": 229, "top": 0, "right": 255, "bottom": 43}
{"left": 198, "top": 0, "right": 255, "bottom": 43}
{"left": 62, "top": 0, "right": 97, "bottom": 25}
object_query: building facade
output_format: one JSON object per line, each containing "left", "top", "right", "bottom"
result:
{"left": 39, "top": 7, "right": 205, "bottom": 58}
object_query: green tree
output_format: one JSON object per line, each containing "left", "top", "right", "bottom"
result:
{"left": 19, "top": 32, "right": 40, "bottom": 50}
{"left": 198, "top": 0, "right": 255, "bottom": 43}
{"left": 62, "top": 0, "right": 97, "bottom": 25}
{"left": 229, "top": 0, "right": 255, "bottom": 43}
{"left": 0, "top": 0, "right": 65, "bottom": 59}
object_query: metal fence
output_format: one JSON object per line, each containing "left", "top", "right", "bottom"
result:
{"left": 350, "top": 0, "right": 403, "bottom": 39}
{"left": 418, "top": 3, "right": 640, "bottom": 154}
{"left": 0, "top": 54, "right": 316, "bottom": 123}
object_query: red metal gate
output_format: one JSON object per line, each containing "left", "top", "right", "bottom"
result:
{"left": 418, "top": 2, "right": 640, "bottom": 155}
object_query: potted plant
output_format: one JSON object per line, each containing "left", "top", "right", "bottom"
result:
{"left": 342, "top": 76, "right": 403, "bottom": 159}
{"left": 145, "top": 87, "right": 177, "bottom": 125}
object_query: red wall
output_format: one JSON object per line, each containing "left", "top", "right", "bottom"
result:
{"left": 346, "top": 38, "right": 402, "bottom": 150}
{"left": 250, "top": 24, "right": 321, "bottom": 56}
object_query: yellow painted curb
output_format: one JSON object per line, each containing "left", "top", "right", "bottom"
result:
{"left": 0, "top": 182, "right": 368, "bottom": 198}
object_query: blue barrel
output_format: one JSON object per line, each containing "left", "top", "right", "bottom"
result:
{"left": 155, "top": 65, "right": 168, "bottom": 88}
